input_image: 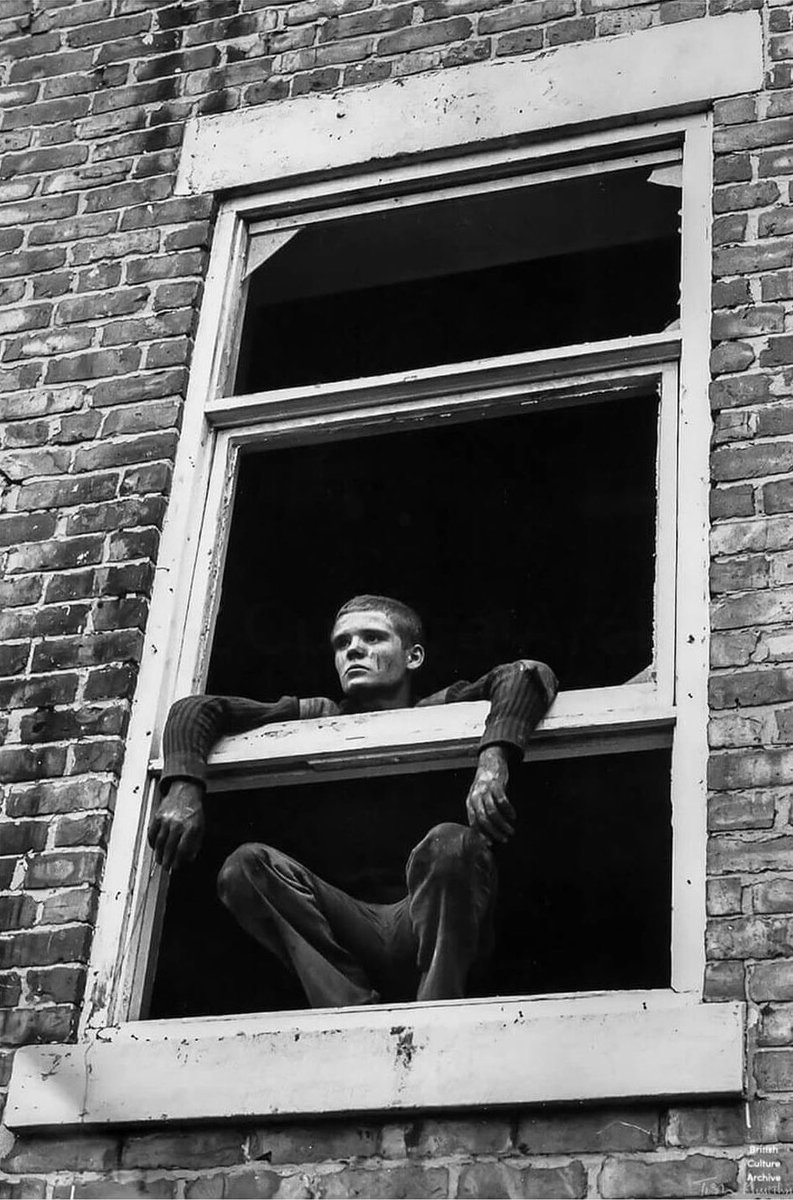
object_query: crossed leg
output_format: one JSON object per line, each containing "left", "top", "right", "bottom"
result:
{"left": 217, "top": 822, "right": 496, "bottom": 1008}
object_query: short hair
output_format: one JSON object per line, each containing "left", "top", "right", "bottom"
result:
{"left": 333, "top": 595, "right": 425, "bottom": 648}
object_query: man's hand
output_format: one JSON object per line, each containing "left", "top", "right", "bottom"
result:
{"left": 147, "top": 778, "right": 206, "bottom": 872}
{"left": 465, "top": 745, "right": 516, "bottom": 844}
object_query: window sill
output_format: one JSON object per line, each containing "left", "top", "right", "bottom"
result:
{"left": 6, "top": 992, "right": 743, "bottom": 1129}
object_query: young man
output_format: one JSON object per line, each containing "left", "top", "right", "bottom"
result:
{"left": 150, "top": 595, "right": 557, "bottom": 1007}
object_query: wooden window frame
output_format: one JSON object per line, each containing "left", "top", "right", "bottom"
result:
{"left": 7, "top": 115, "right": 746, "bottom": 1130}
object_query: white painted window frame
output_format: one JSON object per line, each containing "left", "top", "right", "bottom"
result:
{"left": 8, "top": 114, "right": 744, "bottom": 1130}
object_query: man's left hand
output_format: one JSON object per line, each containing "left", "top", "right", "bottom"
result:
{"left": 466, "top": 745, "right": 516, "bottom": 843}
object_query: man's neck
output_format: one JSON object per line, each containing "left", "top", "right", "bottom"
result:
{"left": 344, "top": 683, "right": 414, "bottom": 713}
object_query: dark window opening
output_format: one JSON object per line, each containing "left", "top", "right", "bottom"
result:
{"left": 207, "top": 391, "right": 658, "bottom": 700}
{"left": 148, "top": 748, "right": 672, "bottom": 1019}
{"left": 235, "top": 168, "right": 681, "bottom": 392}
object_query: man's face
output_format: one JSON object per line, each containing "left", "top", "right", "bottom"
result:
{"left": 331, "top": 610, "right": 422, "bottom": 700}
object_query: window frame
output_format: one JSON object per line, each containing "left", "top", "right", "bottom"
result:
{"left": 8, "top": 113, "right": 743, "bottom": 1131}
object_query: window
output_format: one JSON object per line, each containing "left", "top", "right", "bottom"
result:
{"left": 9, "top": 108, "right": 746, "bottom": 1129}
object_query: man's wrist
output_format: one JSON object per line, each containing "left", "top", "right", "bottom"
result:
{"left": 478, "top": 744, "right": 511, "bottom": 769}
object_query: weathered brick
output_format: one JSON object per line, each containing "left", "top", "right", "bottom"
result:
{"left": 710, "top": 747, "right": 793, "bottom": 788}
{"left": 753, "top": 880, "right": 793, "bottom": 913}
{"left": 65, "top": 495, "right": 166, "bottom": 536}
{"left": 55, "top": 287, "right": 150, "bottom": 325}
{"left": 31, "top": 630, "right": 143, "bottom": 672}
{"left": 15, "top": 472, "right": 117, "bottom": 512}
{"left": 314, "top": 1166, "right": 449, "bottom": 1198}
{"left": 83, "top": 663, "right": 139, "bottom": 700}
{"left": 25, "top": 849, "right": 104, "bottom": 889}
{"left": 707, "top": 914, "right": 793, "bottom": 959}
{"left": 765, "top": 479, "right": 793, "bottom": 513}
{"left": 0, "top": 923, "right": 91, "bottom": 968}
{"left": 710, "top": 668, "right": 793, "bottom": 708}
{"left": 121, "top": 1130, "right": 246, "bottom": 1170}
{"left": 69, "top": 737, "right": 125, "bottom": 775}
{"left": 758, "top": 1003, "right": 793, "bottom": 1046}
{"left": 1, "top": 1135, "right": 119, "bottom": 1174}
{"left": 665, "top": 1104, "right": 747, "bottom": 1147}
{"left": 457, "top": 1162, "right": 586, "bottom": 1199}
{"left": 0, "top": 1005, "right": 75, "bottom": 1046}
{"left": 0, "top": 642, "right": 29, "bottom": 676}
{"left": 407, "top": 1116, "right": 511, "bottom": 1157}
{"left": 40, "top": 887, "right": 99, "bottom": 926}
{"left": 45, "top": 346, "right": 141, "bottom": 384}
{"left": 755, "top": 1050, "right": 793, "bottom": 1092}
{"left": 598, "top": 1154, "right": 738, "bottom": 1198}
{"left": 91, "top": 366, "right": 186, "bottom": 407}
{"left": 708, "top": 876, "right": 743, "bottom": 915}
{"left": 0, "top": 892, "right": 37, "bottom": 929}
{"left": 517, "top": 1106, "right": 660, "bottom": 1153}
{"left": 73, "top": 431, "right": 178, "bottom": 472}
{"left": 0, "top": 672, "right": 80, "bottom": 712}
{"left": 26, "top": 965, "right": 86, "bottom": 1006}
{"left": 6, "top": 534, "right": 105, "bottom": 575}
{"left": 0, "top": 746, "right": 66, "bottom": 784}
{"left": 750, "top": 961, "right": 793, "bottom": 1001}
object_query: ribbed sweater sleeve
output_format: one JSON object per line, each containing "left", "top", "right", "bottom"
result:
{"left": 421, "top": 659, "right": 558, "bottom": 757}
{"left": 160, "top": 694, "right": 300, "bottom": 793}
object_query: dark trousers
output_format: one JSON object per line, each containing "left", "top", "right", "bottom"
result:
{"left": 217, "top": 822, "right": 497, "bottom": 1007}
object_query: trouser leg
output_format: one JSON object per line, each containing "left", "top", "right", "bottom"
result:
{"left": 217, "top": 842, "right": 383, "bottom": 1008}
{"left": 406, "top": 822, "right": 497, "bottom": 1002}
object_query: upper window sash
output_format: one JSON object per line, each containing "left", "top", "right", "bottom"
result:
{"left": 159, "top": 343, "right": 679, "bottom": 749}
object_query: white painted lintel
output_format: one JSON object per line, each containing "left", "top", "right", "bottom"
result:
{"left": 7, "top": 995, "right": 744, "bottom": 1129}
{"left": 176, "top": 13, "right": 762, "bottom": 195}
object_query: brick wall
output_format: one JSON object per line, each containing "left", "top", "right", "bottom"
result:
{"left": 0, "top": 0, "right": 791, "bottom": 1195}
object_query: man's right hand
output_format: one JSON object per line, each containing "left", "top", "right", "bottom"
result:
{"left": 147, "top": 779, "right": 206, "bottom": 872}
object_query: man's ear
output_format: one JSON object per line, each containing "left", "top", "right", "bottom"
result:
{"left": 406, "top": 643, "right": 425, "bottom": 672}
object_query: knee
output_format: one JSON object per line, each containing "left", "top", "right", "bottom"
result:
{"left": 217, "top": 842, "right": 279, "bottom": 905}
{"left": 409, "top": 822, "right": 489, "bottom": 882}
